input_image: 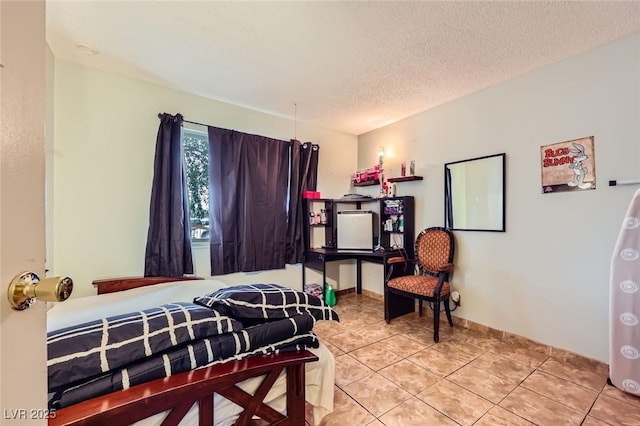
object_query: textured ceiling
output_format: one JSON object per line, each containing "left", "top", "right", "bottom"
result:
{"left": 47, "top": 1, "right": 640, "bottom": 135}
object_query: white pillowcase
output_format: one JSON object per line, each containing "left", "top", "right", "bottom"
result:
{"left": 47, "top": 279, "right": 228, "bottom": 332}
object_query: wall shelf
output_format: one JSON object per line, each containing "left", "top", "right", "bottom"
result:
{"left": 387, "top": 176, "right": 423, "bottom": 183}
{"left": 353, "top": 179, "right": 380, "bottom": 187}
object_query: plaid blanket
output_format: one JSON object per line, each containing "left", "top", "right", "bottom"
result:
{"left": 48, "top": 302, "right": 241, "bottom": 392}
{"left": 194, "top": 283, "right": 340, "bottom": 323}
{"left": 48, "top": 312, "right": 319, "bottom": 409}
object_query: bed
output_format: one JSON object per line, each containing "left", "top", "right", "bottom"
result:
{"left": 46, "top": 277, "right": 337, "bottom": 426}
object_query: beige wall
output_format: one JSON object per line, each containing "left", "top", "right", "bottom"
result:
{"left": 51, "top": 59, "right": 358, "bottom": 298}
{"left": 357, "top": 33, "right": 640, "bottom": 362}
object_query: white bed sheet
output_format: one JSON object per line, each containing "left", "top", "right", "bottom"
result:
{"left": 47, "top": 279, "right": 335, "bottom": 425}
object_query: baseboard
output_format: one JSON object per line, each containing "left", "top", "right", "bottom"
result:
{"left": 335, "top": 287, "right": 382, "bottom": 301}
{"left": 361, "top": 289, "right": 383, "bottom": 301}
{"left": 451, "top": 314, "right": 608, "bottom": 373}
{"left": 346, "top": 291, "right": 608, "bottom": 373}
{"left": 335, "top": 287, "right": 355, "bottom": 297}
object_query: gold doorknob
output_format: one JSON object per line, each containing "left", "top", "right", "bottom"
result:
{"left": 7, "top": 271, "right": 73, "bottom": 310}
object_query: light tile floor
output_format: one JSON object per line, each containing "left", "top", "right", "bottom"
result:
{"left": 309, "top": 293, "right": 640, "bottom": 426}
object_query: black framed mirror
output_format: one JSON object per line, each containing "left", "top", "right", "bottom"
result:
{"left": 444, "top": 153, "right": 506, "bottom": 232}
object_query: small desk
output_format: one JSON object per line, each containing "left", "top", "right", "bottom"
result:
{"left": 302, "top": 248, "right": 399, "bottom": 295}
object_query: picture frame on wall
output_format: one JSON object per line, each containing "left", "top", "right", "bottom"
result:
{"left": 540, "top": 136, "right": 596, "bottom": 193}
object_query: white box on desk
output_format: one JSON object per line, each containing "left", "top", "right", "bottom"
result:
{"left": 337, "top": 210, "right": 373, "bottom": 250}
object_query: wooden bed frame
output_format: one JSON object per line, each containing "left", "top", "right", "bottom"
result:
{"left": 49, "top": 277, "right": 320, "bottom": 426}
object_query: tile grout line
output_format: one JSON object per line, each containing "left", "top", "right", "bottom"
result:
{"left": 323, "top": 295, "right": 624, "bottom": 426}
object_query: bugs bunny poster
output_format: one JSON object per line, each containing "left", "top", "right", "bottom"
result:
{"left": 540, "top": 136, "right": 596, "bottom": 193}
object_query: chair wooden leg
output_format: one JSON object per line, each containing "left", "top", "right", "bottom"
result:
{"left": 433, "top": 299, "right": 440, "bottom": 343}
{"left": 384, "top": 301, "right": 389, "bottom": 324}
{"left": 419, "top": 300, "right": 423, "bottom": 317}
{"left": 444, "top": 296, "right": 453, "bottom": 327}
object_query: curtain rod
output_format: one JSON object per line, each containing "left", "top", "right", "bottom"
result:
{"left": 183, "top": 119, "right": 209, "bottom": 128}
{"left": 157, "top": 113, "right": 208, "bottom": 128}
{"left": 159, "top": 113, "right": 313, "bottom": 145}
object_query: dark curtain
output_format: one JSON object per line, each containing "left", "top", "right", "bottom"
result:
{"left": 286, "top": 141, "right": 320, "bottom": 263}
{"left": 208, "top": 127, "right": 290, "bottom": 274}
{"left": 301, "top": 142, "right": 319, "bottom": 191}
{"left": 144, "top": 113, "right": 194, "bottom": 276}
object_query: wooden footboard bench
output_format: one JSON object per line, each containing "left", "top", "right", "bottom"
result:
{"left": 92, "top": 275, "right": 204, "bottom": 295}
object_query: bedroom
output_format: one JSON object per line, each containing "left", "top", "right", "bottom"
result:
{"left": 2, "top": 1, "right": 640, "bottom": 425}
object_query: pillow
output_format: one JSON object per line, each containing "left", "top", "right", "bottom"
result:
{"left": 48, "top": 302, "right": 242, "bottom": 391}
{"left": 194, "top": 283, "right": 340, "bottom": 323}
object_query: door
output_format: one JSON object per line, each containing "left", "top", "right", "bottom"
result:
{"left": 0, "top": 0, "right": 49, "bottom": 422}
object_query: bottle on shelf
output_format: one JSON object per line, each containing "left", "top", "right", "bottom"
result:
{"left": 398, "top": 215, "right": 404, "bottom": 233}
{"left": 320, "top": 209, "right": 328, "bottom": 224}
{"left": 380, "top": 180, "right": 388, "bottom": 197}
{"left": 309, "top": 212, "right": 315, "bottom": 225}
{"left": 387, "top": 182, "right": 396, "bottom": 197}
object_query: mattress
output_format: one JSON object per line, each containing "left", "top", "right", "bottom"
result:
{"left": 47, "top": 279, "right": 335, "bottom": 425}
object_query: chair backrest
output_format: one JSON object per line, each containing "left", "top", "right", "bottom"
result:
{"left": 414, "top": 227, "right": 455, "bottom": 276}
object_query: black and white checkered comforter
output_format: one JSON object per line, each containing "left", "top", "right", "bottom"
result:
{"left": 47, "top": 285, "right": 337, "bottom": 410}
{"left": 195, "top": 283, "right": 340, "bottom": 323}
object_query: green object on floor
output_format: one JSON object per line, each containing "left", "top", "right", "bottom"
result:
{"left": 325, "top": 285, "right": 337, "bottom": 307}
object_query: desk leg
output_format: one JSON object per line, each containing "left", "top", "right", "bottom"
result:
{"left": 322, "top": 258, "right": 327, "bottom": 297}
{"left": 302, "top": 262, "right": 306, "bottom": 290}
{"left": 356, "top": 259, "right": 362, "bottom": 295}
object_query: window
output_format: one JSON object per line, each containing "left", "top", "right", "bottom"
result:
{"left": 183, "top": 128, "right": 210, "bottom": 240}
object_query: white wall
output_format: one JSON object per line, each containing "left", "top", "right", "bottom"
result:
{"left": 357, "top": 34, "right": 640, "bottom": 362}
{"left": 52, "top": 59, "right": 357, "bottom": 298}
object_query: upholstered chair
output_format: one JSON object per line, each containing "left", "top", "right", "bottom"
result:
{"left": 384, "top": 227, "right": 455, "bottom": 342}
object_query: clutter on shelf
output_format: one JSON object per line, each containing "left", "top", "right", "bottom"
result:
{"left": 351, "top": 164, "right": 381, "bottom": 186}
